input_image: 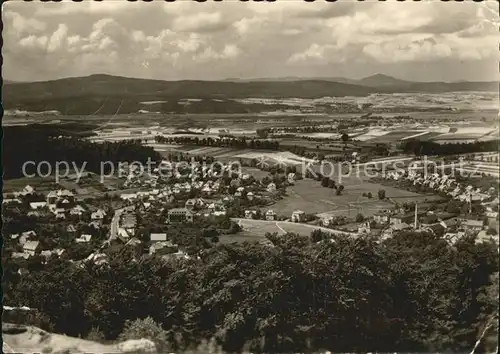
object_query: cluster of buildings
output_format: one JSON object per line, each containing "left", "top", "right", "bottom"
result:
{"left": 385, "top": 168, "right": 497, "bottom": 209}
{"left": 11, "top": 230, "right": 65, "bottom": 263}
{"left": 381, "top": 167, "right": 498, "bottom": 243}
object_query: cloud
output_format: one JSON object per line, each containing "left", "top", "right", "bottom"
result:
{"left": 47, "top": 24, "right": 68, "bottom": 53}
{"left": 362, "top": 33, "right": 497, "bottom": 64}
{"left": 2, "top": 1, "right": 497, "bottom": 82}
{"left": 173, "top": 12, "right": 228, "bottom": 33}
{"left": 195, "top": 44, "right": 242, "bottom": 62}
{"left": 288, "top": 44, "right": 335, "bottom": 64}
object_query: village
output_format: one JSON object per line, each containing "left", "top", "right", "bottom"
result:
{"left": 3, "top": 147, "right": 499, "bottom": 276}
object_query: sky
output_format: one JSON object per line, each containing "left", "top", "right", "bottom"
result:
{"left": 2, "top": 0, "right": 499, "bottom": 82}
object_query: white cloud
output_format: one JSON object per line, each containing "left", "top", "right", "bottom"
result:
{"left": 173, "top": 12, "right": 225, "bottom": 33}
{"left": 2, "top": 1, "right": 497, "bottom": 82}
{"left": 222, "top": 44, "right": 241, "bottom": 59}
{"left": 47, "top": 24, "right": 68, "bottom": 53}
{"left": 19, "top": 35, "right": 48, "bottom": 50}
{"left": 3, "top": 10, "right": 46, "bottom": 34}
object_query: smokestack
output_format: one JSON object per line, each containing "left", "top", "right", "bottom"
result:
{"left": 414, "top": 203, "right": 418, "bottom": 229}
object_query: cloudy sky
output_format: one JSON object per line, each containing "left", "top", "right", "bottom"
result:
{"left": 3, "top": 0, "right": 499, "bottom": 82}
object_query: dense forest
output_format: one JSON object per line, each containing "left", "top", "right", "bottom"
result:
{"left": 3, "top": 232, "right": 498, "bottom": 353}
{"left": 2, "top": 124, "right": 162, "bottom": 179}
{"left": 400, "top": 139, "right": 500, "bottom": 156}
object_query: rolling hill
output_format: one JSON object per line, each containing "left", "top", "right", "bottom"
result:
{"left": 2, "top": 74, "right": 497, "bottom": 115}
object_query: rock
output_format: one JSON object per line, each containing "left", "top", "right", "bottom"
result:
{"left": 2, "top": 324, "right": 28, "bottom": 335}
{"left": 116, "top": 338, "right": 157, "bottom": 353}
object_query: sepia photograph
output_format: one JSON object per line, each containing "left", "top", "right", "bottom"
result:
{"left": 1, "top": 0, "right": 499, "bottom": 353}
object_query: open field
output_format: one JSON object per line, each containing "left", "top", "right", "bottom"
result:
{"left": 151, "top": 144, "right": 316, "bottom": 166}
{"left": 2, "top": 177, "right": 57, "bottom": 194}
{"left": 369, "top": 130, "right": 426, "bottom": 143}
{"left": 269, "top": 178, "right": 441, "bottom": 218}
{"left": 231, "top": 218, "right": 356, "bottom": 239}
{"left": 3, "top": 171, "right": 124, "bottom": 198}
{"left": 227, "top": 219, "right": 285, "bottom": 241}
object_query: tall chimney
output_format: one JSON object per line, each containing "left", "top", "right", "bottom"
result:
{"left": 414, "top": 203, "right": 418, "bottom": 229}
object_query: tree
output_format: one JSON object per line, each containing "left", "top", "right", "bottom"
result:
{"left": 378, "top": 189, "right": 386, "bottom": 200}
{"left": 355, "top": 213, "right": 365, "bottom": 223}
{"left": 118, "top": 317, "right": 170, "bottom": 351}
{"left": 256, "top": 128, "right": 269, "bottom": 139}
{"left": 486, "top": 227, "right": 497, "bottom": 236}
{"left": 367, "top": 192, "right": 373, "bottom": 199}
{"left": 447, "top": 200, "right": 462, "bottom": 214}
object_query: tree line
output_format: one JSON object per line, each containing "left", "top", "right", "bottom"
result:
{"left": 400, "top": 139, "right": 499, "bottom": 156}
{"left": 3, "top": 125, "right": 162, "bottom": 179}
{"left": 155, "top": 135, "right": 280, "bottom": 151}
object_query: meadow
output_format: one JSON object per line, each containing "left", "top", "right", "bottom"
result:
{"left": 269, "top": 178, "right": 440, "bottom": 218}
{"left": 228, "top": 218, "right": 354, "bottom": 240}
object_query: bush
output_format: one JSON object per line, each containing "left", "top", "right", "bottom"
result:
{"left": 118, "top": 317, "right": 170, "bottom": 351}
{"left": 355, "top": 213, "right": 365, "bottom": 223}
{"left": 86, "top": 327, "right": 106, "bottom": 342}
{"left": 378, "top": 189, "right": 386, "bottom": 200}
{"left": 486, "top": 227, "right": 498, "bottom": 236}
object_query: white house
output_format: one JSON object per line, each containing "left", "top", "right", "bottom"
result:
{"left": 91, "top": 209, "right": 106, "bottom": 221}
{"left": 267, "top": 183, "right": 277, "bottom": 193}
{"left": 291, "top": 210, "right": 306, "bottom": 223}
{"left": 29, "top": 202, "right": 47, "bottom": 210}
{"left": 76, "top": 234, "right": 92, "bottom": 243}
{"left": 85, "top": 252, "right": 108, "bottom": 266}
{"left": 19, "top": 231, "right": 37, "bottom": 246}
{"left": 70, "top": 205, "right": 86, "bottom": 216}
{"left": 150, "top": 233, "right": 167, "bottom": 242}
{"left": 120, "top": 193, "right": 138, "bottom": 201}
{"left": 245, "top": 210, "right": 258, "bottom": 219}
{"left": 265, "top": 210, "right": 277, "bottom": 221}
{"left": 22, "top": 185, "right": 35, "bottom": 195}
{"left": 23, "top": 240, "right": 40, "bottom": 256}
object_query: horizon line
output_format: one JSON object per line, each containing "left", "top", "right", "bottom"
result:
{"left": 4, "top": 72, "right": 497, "bottom": 85}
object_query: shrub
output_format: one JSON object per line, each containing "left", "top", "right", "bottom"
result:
{"left": 86, "top": 326, "right": 106, "bottom": 342}
{"left": 378, "top": 189, "right": 386, "bottom": 200}
{"left": 355, "top": 213, "right": 365, "bottom": 223}
{"left": 486, "top": 227, "right": 498, "bottom": 236}
{"left": 118, "top": 317, "right": 170, "bottom": 351}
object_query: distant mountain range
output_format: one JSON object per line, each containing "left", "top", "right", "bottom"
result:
{"left": 223, "top": 74, "right": 414, "bottom": 87}
{"left": 2, "top": 73, "right": 497, "bottom": 115}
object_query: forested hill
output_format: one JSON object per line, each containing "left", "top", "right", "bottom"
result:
{"left": 3, "top": 74, "right": 497, "bottom": 115}
{"left": 2, "top": 124, "right": 161, "bottom": 180}
{"left": 3, "top": 232, "right": 499, "bottom": 353}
